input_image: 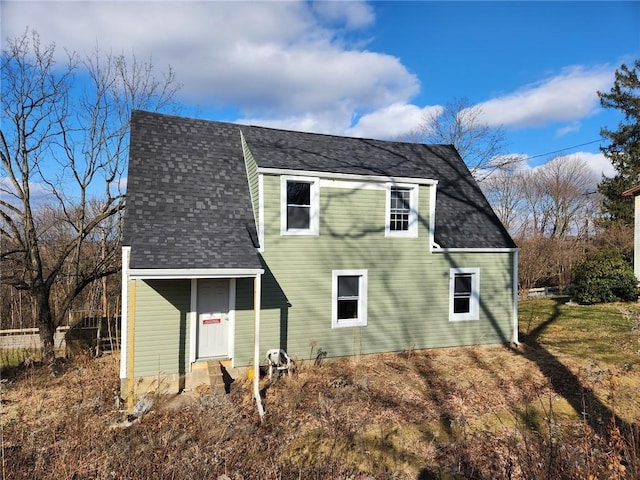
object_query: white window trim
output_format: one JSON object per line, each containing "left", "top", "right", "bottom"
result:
{"left": 449, "top": 268, "right": 480, "bottom": 321}
{"left": 385, "top": 183, "right": 419, "bottom": 238}
{"left": 280, "top": 175, "right": 319, "bottom": 236}
{"left": 331, "top": 269, "right": 368, "bottom": 328}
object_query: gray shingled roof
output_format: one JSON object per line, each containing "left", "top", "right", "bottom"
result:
{"left": 124, "top": 111, "right": 515, "bottom": 269}
{"left": 124, "top": 111, "right": 262, "bottom": 270}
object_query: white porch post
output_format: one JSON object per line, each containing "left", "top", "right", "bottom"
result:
{"left": 253, "top": 273, "right": 265, "bottom": 419}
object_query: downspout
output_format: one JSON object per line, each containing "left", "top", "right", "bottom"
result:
{"left": 512, "top": 249, "right": 520, "bottom": 346}
{"left": 253, "top": 273, "right": 265, "bottom": 419}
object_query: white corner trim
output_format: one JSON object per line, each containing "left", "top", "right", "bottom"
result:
{"left": 189, "top": 279, "right": 197, "bottom": 366}
{"left": 119, "top": 246, "right": 131, "bottom": 379}
{"left": 228, "top": 278, "right": 236, "bottom": 362}
{"left": 512, "top": 250, "right": 520, "bottom": 345}
{"left": 258, "top": 173, "right": 265, "bottom": 252}
{"left": 429, "top": 184, "right": 437, "bottom": 250}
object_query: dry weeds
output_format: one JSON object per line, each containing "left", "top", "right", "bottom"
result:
{"left": 1, "top": 340, "right": 639, "bottom": 479}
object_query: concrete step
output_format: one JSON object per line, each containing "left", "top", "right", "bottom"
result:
{"left": 185, "top": 359, "right": 233, "bottom": 395}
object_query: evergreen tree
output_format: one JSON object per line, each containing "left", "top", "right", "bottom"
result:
{"left": 597, "top": 59, "right": 640, "bottom": 225}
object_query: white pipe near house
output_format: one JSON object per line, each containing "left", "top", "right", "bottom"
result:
{"left": 253, "top": 273, "right": 265, "bottom": 419}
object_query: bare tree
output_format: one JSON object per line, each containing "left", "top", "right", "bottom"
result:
{"left": 414, "top": 97, "right": 520, "bottom": 181}
{"left": 0, "top": 30, "right": 181, "bottom": 361}
{"left": 521, "top": 155, "right": 598, "bottom": 239}
{"left": 481, "top": 162, "right": 527, "bottom": 235}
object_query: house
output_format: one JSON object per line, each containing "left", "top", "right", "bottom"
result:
{"left": 622, "top": 185, "right": 640, "bottom": 279}
{"left": 120, "top": 110, "right": 518, "bottom": 400}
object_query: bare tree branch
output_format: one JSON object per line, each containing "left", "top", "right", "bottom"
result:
{"left": 412, "top": 96, "right": 517, "bottom": 181}
{"left": 1, "top": 29, "right": 181, "bottom": 360}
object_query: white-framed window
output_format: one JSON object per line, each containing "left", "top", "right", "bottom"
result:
{"left": 332, "top": 269, "right": 368, "bottom": 328}
{"left": 385, "top": 183, "right": 418, "bottom": 237}
{"left": 280, "top": 176, "right": 319, "bottom": 235}
{"left": 449, "top": 268, "right": 480, "bottom": 321}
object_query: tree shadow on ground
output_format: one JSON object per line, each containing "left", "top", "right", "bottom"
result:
{"left": 514, "top": 297, "right": 628, "bottom": 435}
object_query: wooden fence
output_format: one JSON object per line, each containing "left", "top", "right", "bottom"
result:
{"left": 0, "top": 316, "right": 120, "bottom": 352}
{"left": 0, "top": 326, "right": 70, "bottom": 351}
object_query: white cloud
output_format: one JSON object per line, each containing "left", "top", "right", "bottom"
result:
{"left": 520, "top": 151, "right": 614, "bottom": 181}
{"left": 346, "top": 103, "right": 441, "bottom": 139}
{"left": 237, "top": 108, "right": 355, "bottom": 136}
{"left": 579, "top": 151, "right": 616, "bottom": 179}
{"left": 475, "top": 66, "right": 614, "bottom": 129}
{"left": 556, "top": 121, "right": 582, "bottom": 137}
{"left": 311, "top": 0, "right": 375, "bottom": 30}
{"left": 2, "top": 1, "right": 417, "bottom": 120}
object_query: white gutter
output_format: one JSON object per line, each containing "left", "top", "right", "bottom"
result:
{"left": 258, "top": 167, "right": 438, "bottom": 187}
{"left": 128, "top": 268, "right": 264, "bottom": 280}
{"left": 253, "top": 273, "right": 265, "bottom": 419}
{"left": 433, "top": 247, "right": 519, "bottom": 253}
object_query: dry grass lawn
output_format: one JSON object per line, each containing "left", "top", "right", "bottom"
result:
{"left": 1, "top": 298, "right": 639, "bottom": 479}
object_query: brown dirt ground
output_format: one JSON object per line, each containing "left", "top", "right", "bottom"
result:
{"left": 1, "top": 342, "right": 639, "bottom": 479}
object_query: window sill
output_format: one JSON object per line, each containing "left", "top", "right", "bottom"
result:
{"left": 332, "top": 320, "right": 367, "bottom": 329}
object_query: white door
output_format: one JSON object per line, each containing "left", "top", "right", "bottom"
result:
{"left": 197, "top": 279, "right": 230, "bottom": 358}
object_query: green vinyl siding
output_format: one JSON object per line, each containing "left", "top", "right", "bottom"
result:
{"left": 133, "top": 279, "right": 190, "bottom": 377}
{"left": 241, "top": 134, "right": 260, "bottom": 226}
{"left": 231, "top": 174, "right": 515, "bottom": 365}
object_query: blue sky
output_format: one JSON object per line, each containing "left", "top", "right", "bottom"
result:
{"left": 2, "top": 1, "right": 640, "bottom": 178}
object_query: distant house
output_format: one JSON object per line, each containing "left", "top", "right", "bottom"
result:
{"left": 120, "top": 110, "right": 518, "bottom": 399}
{"left": 622, "top": 185, "right": 640, "bottom": 278}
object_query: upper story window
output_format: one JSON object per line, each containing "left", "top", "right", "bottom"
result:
{"left": 280, "top": 176, "right": 319, "bottom": 235}
{"left": 449, "top": 268, "right": 480, "bottom": 321}
{"left": 385, "top": 184, "right": 418, "bottom": 237}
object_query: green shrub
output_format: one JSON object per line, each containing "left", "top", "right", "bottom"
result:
{"left": 571, "top": 250, "right": 639, "bottom": 304}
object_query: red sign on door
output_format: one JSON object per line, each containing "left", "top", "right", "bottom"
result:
{"left": 203, "top": 317, "right": 221, "bottom": 325}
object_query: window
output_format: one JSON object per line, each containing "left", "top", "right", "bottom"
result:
{"left": 385, "top": 184, "right": 418, "bottom": 237}
{"left": 390, "top": 187, "right": 411, "bottom": 231}
{"left": 449, "top": 268, "right": 480, "bottom": 321}
{"left": 280, "top": 176, "right": 319, "bottom": 235}
{"left": 332, "top": 270, "right": 368, "bottom": 328}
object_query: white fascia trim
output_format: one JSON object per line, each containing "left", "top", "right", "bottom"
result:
{"left": 434, "top": 248, "right": 519, "bottom": 253}
{"left": 128, "top": 268, "right": 264, "bottom": 279}
{"left": 240, "top": 130, "right": 259, "bottom": 238}
{"left": 119, "top": 246, "right": 131, "bottom": 379}
{"left": 259, "top": 167, "right": 438, "bottom": 187}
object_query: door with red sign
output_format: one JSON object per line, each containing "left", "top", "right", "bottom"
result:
{"left": 197, "top": 279, "right": 230, "bottom": 358}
